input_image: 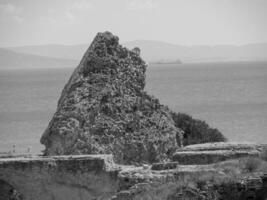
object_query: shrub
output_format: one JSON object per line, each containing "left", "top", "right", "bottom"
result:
{"left": 260, "top": 147, "right": 267, "bottom": 161}
{"left": 171, "top": 112, "right": 227, "bottom": 146}
{"left": 214, "top": 157, "right": 267, "bottom": 174}
{"left": 240, "top": 156, "right": 267, "bottom": 173}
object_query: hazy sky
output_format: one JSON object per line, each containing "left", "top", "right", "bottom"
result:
{"left": 0, "top": 0, "right": 266, "bottom": 47}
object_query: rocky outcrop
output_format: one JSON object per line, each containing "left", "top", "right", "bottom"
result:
{"left": 40, "top": 31, "right": 182, "bottom": 164}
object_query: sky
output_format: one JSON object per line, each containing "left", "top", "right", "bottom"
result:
{"left": 0, "top": 0, "right": 266, "bottom": 47}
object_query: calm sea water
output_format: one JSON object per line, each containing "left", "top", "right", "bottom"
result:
{"left": 0, "top": 61, "right": 266, "bottom": 154}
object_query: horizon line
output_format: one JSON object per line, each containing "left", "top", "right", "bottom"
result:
{"left": 2, "top": 40, "right": 267, "bottom": 49}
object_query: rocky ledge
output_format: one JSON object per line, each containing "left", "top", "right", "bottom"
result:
{"left": 40, "top": 31, "right": 183, "bottom": 164}
{"left": 173, "top": 142, "right": 266, "bottom": 164}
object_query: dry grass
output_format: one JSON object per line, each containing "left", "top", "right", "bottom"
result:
{"left": 131, "top": 171, "right": 239, "bottom": 200}
{"left": 214, "top": 156, "right": 267, "bottom": 174}
{"left": 130, "top": 156, "right": 267, "bottom": 200}
{"left": 131, "top": 182, "right": 182, "bottom": 200}
{"left": 240, "top": 156, "right": 266, "bottom": 173}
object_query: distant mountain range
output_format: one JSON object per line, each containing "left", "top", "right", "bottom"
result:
{"left": 125, "top": 41, "right": 267, "bottom": 63}
{"left": 0, "top": 48, "right": 78, "bottom": 69}
{"left": 1, "top": 41, "right": 267, "bottom": 69}
{"left": 8, "top": 44, "right": 88, "bottom": 61}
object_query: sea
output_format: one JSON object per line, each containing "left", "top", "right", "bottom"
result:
{"left": 0, "top": 61, "right": 266, "bottom": 154}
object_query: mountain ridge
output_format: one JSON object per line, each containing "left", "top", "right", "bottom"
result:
{"left": 7, "top": 41, "right": 267, "bottom": 63}
{"left": 1, "top": 41, "right": 267, "bottom": 70}
{"left": 0, "top": 48, "right": 78, "bottom": 69}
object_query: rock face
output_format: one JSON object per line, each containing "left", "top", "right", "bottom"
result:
{"left": 40, "top": 31, "right": 182, "bottom": 164}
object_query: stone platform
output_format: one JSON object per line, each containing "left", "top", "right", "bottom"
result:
{"left": 173, "top": 142, "right": 265, "bottom": 165}
{"left": 1, "top": 143, "right": 267, "bottom": 200}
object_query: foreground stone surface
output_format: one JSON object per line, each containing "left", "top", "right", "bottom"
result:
{"left": 0, "top": 155, "right": 217, "bottom": 200}
{"left": 1, "top": 154, "right": 267, "bottom": 200}
{"left": 112, "top": 163, "right": 267, "bottom": 200}
{"left": 40, "top": 31, "right": 182, "bottom": 164}
{"left": 180, "top": 142, "right": 266, "bottom": 151}
{"left": 0, "top": 155, "right": 119, "bottom": 200}
{"left": 0, "top": 155, "right": 214, "bottom": 200}
{"left": 173, "top": 142, "right": 264, "bottom": 164}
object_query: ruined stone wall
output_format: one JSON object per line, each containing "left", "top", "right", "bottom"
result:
{"left": 173, "top": 142, "right": 263, "bottom": 165}
{"left": 0, "top": 155, "right": 119, "bottom": 200}
{"left": 1, "top": 154, "right": 267, "bottom": 200}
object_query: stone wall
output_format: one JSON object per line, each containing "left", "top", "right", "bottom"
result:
{"left": 173, "top": 142, "right": 263, "bottom": 165}
{"left": 1, "top": 153, "right": 267, "bottom": 200}
{"left": 0, "top": 155, "right": 119, "bottom": 200}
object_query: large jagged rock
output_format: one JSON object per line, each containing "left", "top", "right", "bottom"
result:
{"left": 40, "top": 31, "right": 182, "bottom": 164}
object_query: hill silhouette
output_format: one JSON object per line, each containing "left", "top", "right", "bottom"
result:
{"left": 0, "top": 48, "right": 78, "bottom": 69}
{"left": 8, "top": 41, "right": 267, "bottom": 63}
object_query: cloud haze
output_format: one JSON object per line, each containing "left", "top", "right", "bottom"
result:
{"left": 127, "top": 0, "right": 160, "bottom": 11}
{"left": 0, "top": 0, "right": 266, "bottom": 47}
{"left": 0, "top": 3, "right": 23, "bottom": 22}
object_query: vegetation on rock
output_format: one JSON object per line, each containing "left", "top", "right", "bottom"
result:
{"left": 260, "top": 147, "right": 267, "bottom": 161}
{"left": 171, "top": 112, "right": 227, "bottom": 146}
